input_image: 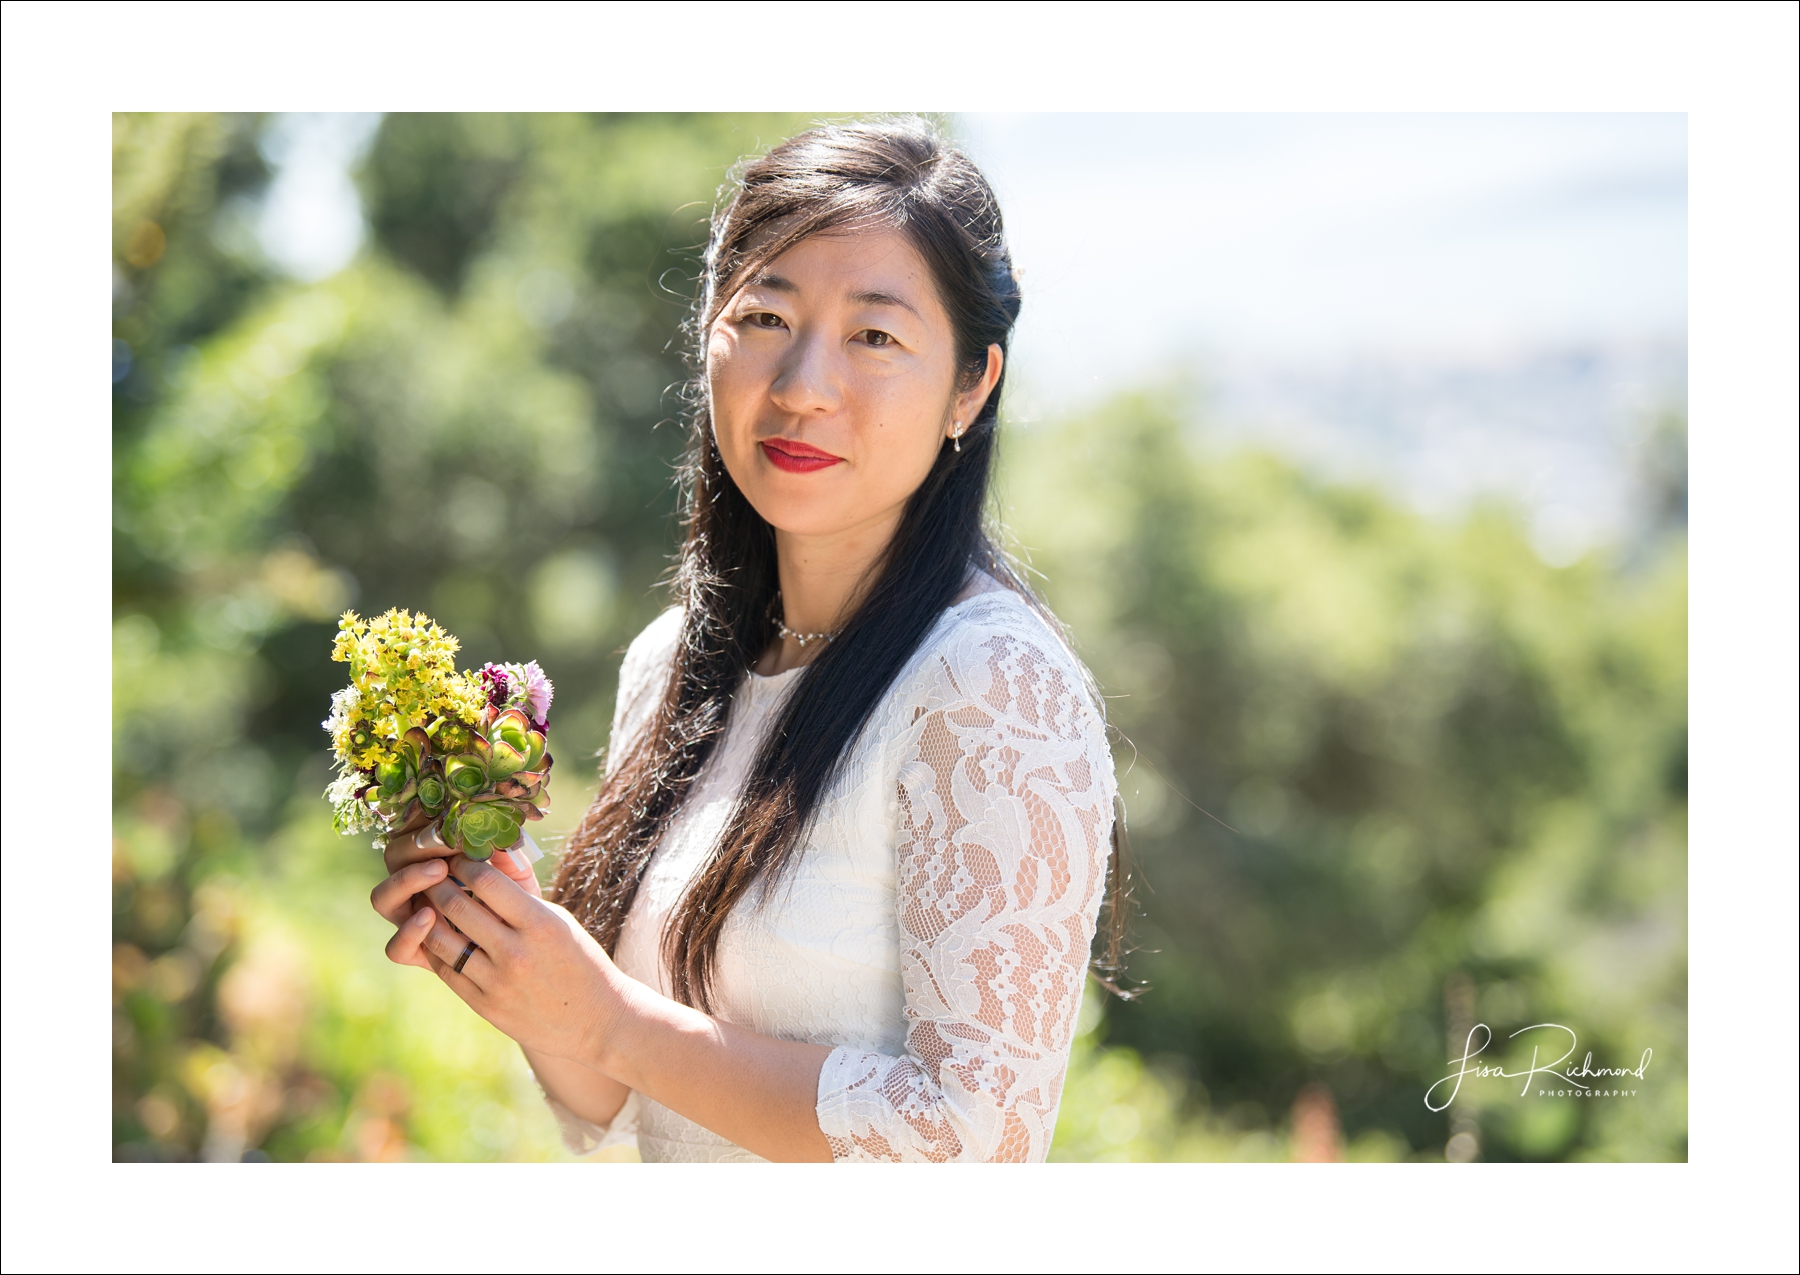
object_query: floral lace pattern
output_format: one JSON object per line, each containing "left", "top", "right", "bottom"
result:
{"left": 815, "top": 623, "right": 1113, "bottom": 1161}
{"left": 553, "top": 589, "right": 1115, "bottom": 1162}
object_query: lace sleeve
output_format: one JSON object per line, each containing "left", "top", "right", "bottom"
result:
{"left": 814, "top": 626, "right": 1116, "bottom": 1162}
{"left": 544, "top": 1089, "right": 640, "bottom": 1158}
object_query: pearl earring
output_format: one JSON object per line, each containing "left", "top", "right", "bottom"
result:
{"left": 952, "top": 420, "right": 963, "bottom": 453}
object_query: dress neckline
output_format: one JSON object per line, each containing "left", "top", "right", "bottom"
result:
{"left": 743, "top": 585, "right": 1021, "bottom": 687}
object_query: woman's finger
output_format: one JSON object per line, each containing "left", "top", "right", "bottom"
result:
{"left": 408, "top": 927, "right": 485, "bottom": 1005}
{"left": 448, "top": 855, "right": 539, "bottom": 929}
{"left": 370, "top": 857, "right": 449, "bottom": 924}
{"left": 419, "top": 912, "right": 492, "bottom": 989}
{"left": 490, "top": 846, "right": 542, "bottom": 892}
{"left": 382, "top": 820, "right": 451, "bottom": 874}
{"left": 422, "top": 877, "right": 509, "bottom": 951}
{"left": 384, "top": 907, "right": 436, "bottom": 969}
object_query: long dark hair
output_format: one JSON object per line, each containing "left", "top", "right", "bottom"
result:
{"left": 553, "top": 117, "right": 1134, "bottom": 1009}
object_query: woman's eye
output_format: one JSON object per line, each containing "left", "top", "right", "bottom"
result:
{"left": 748, "top": 311, "right": 786, "bottom": 329}
{"left": 860, "top": 329, "right": 894, "bottom": 348}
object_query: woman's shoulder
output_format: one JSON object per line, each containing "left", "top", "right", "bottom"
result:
{"left": 905, "top": 582, "right": 1106, "bottom": 740}
{"left": 620, "top": 605, "right": 684, "bottom": 685}
{"left": 610, "top": 606, "right": 683, "bottom": 745}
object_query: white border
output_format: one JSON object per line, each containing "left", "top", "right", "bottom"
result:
{"left": 4, "top": 2, "right": 1794, "bottom": 1271}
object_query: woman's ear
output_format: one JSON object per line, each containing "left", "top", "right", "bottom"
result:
{"left": 951, "top": 344, "right": 1005, "bottom": 437}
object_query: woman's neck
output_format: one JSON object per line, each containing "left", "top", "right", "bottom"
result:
{"left": 758, "top": 511, "right": 901, "bottom": 676}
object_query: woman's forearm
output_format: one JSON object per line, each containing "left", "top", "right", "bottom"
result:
{"left": 525, "top": 1045, "right": 631, "bottom": 1129}
{"left": 396, "top": 856, "right": 833, "bottom": 1160}
{"left": 589, "top": 970, "right": 834, "bottom": 1162}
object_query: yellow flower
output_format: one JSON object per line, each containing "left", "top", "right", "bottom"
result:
{"left": 329, "top": 608, "right": 487, "bottom": 764}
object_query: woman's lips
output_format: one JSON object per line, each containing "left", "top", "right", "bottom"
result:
{"left": 760, "top": 438, "right": 843, "bottom": 474}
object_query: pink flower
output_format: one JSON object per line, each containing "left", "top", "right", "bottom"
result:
{"left": 516, "top": 660, "right": 553, "bottom": 726}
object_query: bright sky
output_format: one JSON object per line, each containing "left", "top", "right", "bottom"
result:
{"left": 954, "top": 113, "right": 1687, "bottom": 404}
{"left": 953, "top": 113, "right": 1687, "bottom": 558}
{"left": 257, "top": 112, "right": 381, "bottom": 283}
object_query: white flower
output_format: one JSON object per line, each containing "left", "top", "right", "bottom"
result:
{"left": 322, "top": 685, "right": 361, "bottom": 736}
{"left": 324, "top": 768, "right": 379, "bottom": 836}
{"left": 324, "top": 770, "right": 364, "bottom": 806}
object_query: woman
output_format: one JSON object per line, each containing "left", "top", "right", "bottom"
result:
{"left": 371, "top": 117, "right": 1126, "bottom": 1163}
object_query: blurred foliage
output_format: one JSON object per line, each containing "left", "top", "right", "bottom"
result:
{"left": 112, "top": 112, "right": 1686, "bottom": 1163}
{"left": 111, "top": 111, "right": 809, "bottom": 1161}
{"left": 1010, "top": 392, "right": 1687, "bottom": 1162}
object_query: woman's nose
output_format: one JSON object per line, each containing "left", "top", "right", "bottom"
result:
{"left": 767, "top": 330, "right": 841, "bottom": 417}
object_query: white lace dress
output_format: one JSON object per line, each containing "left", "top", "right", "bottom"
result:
{"left": 546, "top": 586, "right": 1117, "bottom": 1162}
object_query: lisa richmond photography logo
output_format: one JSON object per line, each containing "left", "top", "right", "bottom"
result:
{"left": 1425, "top": 1024, "right": 1654, "bottom": 1112}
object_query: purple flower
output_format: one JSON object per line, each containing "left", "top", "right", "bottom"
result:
{"left": 479, "top": 663, "right": 511, "bottom": 711}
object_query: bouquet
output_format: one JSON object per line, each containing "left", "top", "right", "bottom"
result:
{"left": 324, "top": 608, "right": 555, "bottom": 861}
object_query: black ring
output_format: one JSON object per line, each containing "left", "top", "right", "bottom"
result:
{"left": 453, "top": 940, "right": 477, "bottom": 973}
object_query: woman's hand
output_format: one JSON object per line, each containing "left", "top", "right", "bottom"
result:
{"left": 382, "top": 818, "right": 544, "bottom": 896}
{"left": 370, "top": 855, "right": 450, "bottom": 967}
{"left": 372, "top": 846, "right": 832, "bottom": 1160}
{"left": 385, "top": 854, "right": 619, "bottom": 1066}
{"left": 372, "top": 818, "right": 544, "bottom": 966}
{"left": 486, "top": 842, "right": 544, "bottom": 899}
{"left": 380, "top": 809, "right": 438, "bottom": 873}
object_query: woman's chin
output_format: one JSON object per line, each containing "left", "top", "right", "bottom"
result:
{"left": 745, "top": 491, "right": 866, "bottom": 540}
{"left": 763, "top": 512, "right": 864, "bottom": 540}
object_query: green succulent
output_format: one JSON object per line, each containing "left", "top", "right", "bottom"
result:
{"left": 415, "top": 770, "right": 447, "bottom": 813}
{"left": 443, "top": 799, "right": 523, "bottom": 861}
{"left": 356, "top": 704, "right": 555, "bottom": 854}
{"left": 373, "top": 757, "right": 414, "bottom": 805}
{"left": 360, "top": 726, "right": 446, "bottom": 825}
{"left": 445, "top": 754, "right": 489, "bottom": 799}
{"left": 487, "top": 708, "right": 547, "bottom": 779}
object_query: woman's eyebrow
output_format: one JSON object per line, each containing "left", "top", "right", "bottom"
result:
{"left": 745, "top": 273, "right": 919, "bottom": 318}
{"left": 849, "top": 288, "right": 921, "bottom": 318}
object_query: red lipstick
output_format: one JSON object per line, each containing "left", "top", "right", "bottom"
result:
{"left": 760, "top": 437, "right": 843, "bottom": 474}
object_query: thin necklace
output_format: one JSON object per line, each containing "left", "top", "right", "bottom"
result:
{"left": 772, "top": 594, "right": 839, "bottom": 648}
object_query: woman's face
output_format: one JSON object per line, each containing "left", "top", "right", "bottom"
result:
{"left": 707, "top": 225, "right": 1000, "bottom": 541}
